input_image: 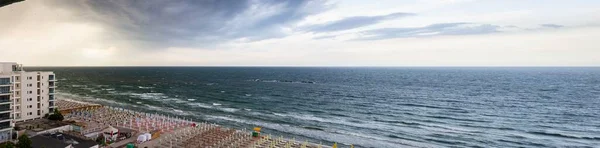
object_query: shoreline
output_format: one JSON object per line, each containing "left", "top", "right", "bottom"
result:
{"left": 57, "top": 95, "right": 337, "bottom": 148}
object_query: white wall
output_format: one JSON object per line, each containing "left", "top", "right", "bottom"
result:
{"left": 19, "top": 72, "right": 38, "bottom": 120}
{"left": 0, "top": 63, "right": 16, "bottom": 74}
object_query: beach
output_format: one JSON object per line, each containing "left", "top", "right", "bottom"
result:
{"left": 58, "top": 98, "right": 335, "bottom": 148}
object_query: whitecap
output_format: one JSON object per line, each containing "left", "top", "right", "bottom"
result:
{"left": 219, "top": 107, "right": 239, "bottom": 113}
{"left": 189, "top": 103, "right": 213, "bottom": 109}
{"left": 245, "top": 94, "right": 252, "bottom": 97}
{"left": 220, "top": 91, "right": 225, "bottom": 93}
{"left": 212, "top": 103, "right": 222, "bottom": 106}
{"left": 138, "top": 86, "right": 154, "bottom": 89}
{"left": 136, "top": 102, "right": 142, "bottom": 104}
{"left": 187, "top": 99, "right": 196, "bottom": 101}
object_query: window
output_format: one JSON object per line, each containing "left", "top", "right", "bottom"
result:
{"left": 16, "top": 84, "right": 19, "bottom": 87}
{"left": 16, "top": 106, "right": 19, "bottom": 110}
{"left": 27, "top": 91, "right": 32, "bottom": 94}
{"left": 28, "top": 105, "right": 32, "bottom": 108}
{"left": 15, "top": 76, "right": 19, "bottom": 81}
{"left": 27, "top": 77, "right": 32, "bottom": 80}
{"left": 37, "top": 110, "right": 40, "bottom": 116}
{"left": 27, "top": 84, "right": 32, "bottom": 87}
{"left": 37, "top": 97, "right": 40, "bottom": 101}
{"left": 28, "top": 112, "right": 32, "bottom": 115}
{"left": 28, "top": 98, "right": 32, "bottom": 101}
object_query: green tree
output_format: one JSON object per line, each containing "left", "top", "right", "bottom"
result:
{"left": 0, "top": 142, "right": 15, "bottom": 148}
{"left": 16, "top": 134, "right": 31, "bottom": 148}
{"left": 47, "top": 109, "right": 64, "bottom": 121}
{"left": 95, "top": 134, "right": 105, "bottom": 144}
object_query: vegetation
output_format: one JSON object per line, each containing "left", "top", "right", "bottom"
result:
{"left": 0, "top": 142, "right": 15, "bottom": 148}
{"left": 16, "top": 134, "right": 31, "bottom": 148}
{"left": 96, "top": 134, "right": 105, "bottom": 145}
{"left": 47, "top": 109, "right": 64, "bottom": 121}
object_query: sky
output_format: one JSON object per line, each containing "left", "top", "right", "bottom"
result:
{"left": 0, "top": 0, "right": 599, "bottom": 66}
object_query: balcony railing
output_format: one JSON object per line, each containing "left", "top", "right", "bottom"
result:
{"left": 0, "top": 115, "right": 10, "bottom": 121}
{"left": 49, "top": 95, "right": 55, "bottom": 100}
{"left": 0, "top": 78, "right": 9, "bottom": 85}
{"left": 49, "top": 75, "right": 55, "bottom": 81}
{"left": 0, "top": 98, "right": 8, "bottom": 103}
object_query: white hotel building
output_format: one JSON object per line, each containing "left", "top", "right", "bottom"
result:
{"left": 0, "top": 62, "right": 56, "bottom": 142}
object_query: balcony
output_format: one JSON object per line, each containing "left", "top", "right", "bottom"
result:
{"left": 0, "top": 122, "right": 9, "bottom": 130}
{"left": 0, "top": 78, "right": 9, "bottom": 86}
{"left": 0, "top": 113, "right": 10, "bottom": 121}
{"left": 0, "top": 96, "right": 9, "bottom": 104}
{"left": 49, "top": 75, "right": 56, "bottom": 81}
{"left": 49, "top": 82, "right": 55, "bottom": 88}
{"left": 0, "top": 88, "right": 9, "bottom": 96}
{"left": 0, "top": 104, "right": 9, "bottom": 112}
{"left": 49, "top": 95, "right": 55, "bottom": 101}
{"left": 49, "top": 88, "right": 55, "bottom": 94}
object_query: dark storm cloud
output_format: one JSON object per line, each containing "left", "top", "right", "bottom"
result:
{"left": 303, "top": 12, "right": 415, "bottom": 33}
{"left": 48, "top": 0, "right": 331, "bottom": 48}
{"left": 540, "top": 24, "right": 564, "bottom": 28}
{"left": 354, "top": 22, "right": 501, "bottom": 40}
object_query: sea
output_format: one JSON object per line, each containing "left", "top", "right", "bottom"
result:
{"left": 28, "top": 67, "right": 600, "bottom": 148}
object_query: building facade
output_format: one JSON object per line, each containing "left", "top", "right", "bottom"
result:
{"left": 0, "top": 62, "right": 56, "bottom": 142}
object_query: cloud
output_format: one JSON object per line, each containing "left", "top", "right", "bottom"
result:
{"left": 540, "top": 24, "right": 564, "bottom": 28}
{"left": 354, "top": 22, "right": 501, "bottom": 40}
{"left": 46, "top": 0, "right": 332, "bottom": 49}
{"left": 312, "top": 35, "right": 338, "bottom": 40}
{"left": 302, "top": 12, "right": 415, "bottom": 33}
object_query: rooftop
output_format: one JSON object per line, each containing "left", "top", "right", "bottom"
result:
{"left": 31, "top": 133, "right": 98, "bottom": 148}
{"left": 16, "top": 119, "right": 70, "bottom": 132}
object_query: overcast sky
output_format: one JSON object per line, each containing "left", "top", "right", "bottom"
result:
{"left": 1, "top": 0, "right": 599, "bottom": 66}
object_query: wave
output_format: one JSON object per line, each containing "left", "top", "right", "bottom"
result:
{"left": 248, "top": 79, "right": 316, "bottom": 84}
{"left": 527, "top": 131, "right": 600, "bottom": 140}
{"left": 138, "top": 86, "right": 154, "bottom": 89}
{"left": 302, "top": 126, "right": 325, "bottom": 131}
{"left": 187, "top": 102, "right": 238, "bottom": 113}
{"left": 270, "top": 112, "right": 401, "bottom": 132}
{"left": 212, "top": 103, "right": 222, "bottom": 106}
{"left": 129, "top": 93, "right": 168, "bottom": 100}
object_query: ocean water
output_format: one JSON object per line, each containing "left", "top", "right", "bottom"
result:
{"left": 29, "top": 67, "right": 600, "bottom": 148}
